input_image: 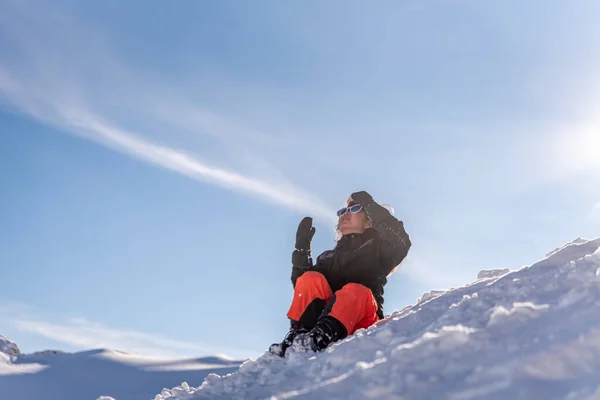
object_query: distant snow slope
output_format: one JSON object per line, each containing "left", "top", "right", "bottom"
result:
{"left": 156, "top": 237, "right": 600, "bottom": 400}
{"left": 0, "top": 335, "right": 21, "bottom": 361}
{"left": 0, "top": 335, "right": 20, "bottom": 363}
{"left": 0, "top": 347, "right": 243, "bottom": 400}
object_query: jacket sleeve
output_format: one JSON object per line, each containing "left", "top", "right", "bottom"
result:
{"left": 291, "top": 249, "right": 334, "bottom": 287}
{"left": 291, "top": 249, "right": 313, "bottom": 287}
{"left": 364, "top": 202, "right": 411, "bottom": 275}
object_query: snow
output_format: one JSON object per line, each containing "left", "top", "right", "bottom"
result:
{"left": 155, "top": 237, "right": 600, "bottom": 400}
{"left": 1, "top": 335, "right": 21, "bottom": 360}
{"left": 3, "top": 237, "right": 600, "bottom": 400}
{"left": 417, "top": 289, "right": 446, "bottom": 304}
{"left": 0, "top": 347, "right": 244, "bottom": 400}
{"left": 476, "top": 268, "right": 510, "bottom": 280}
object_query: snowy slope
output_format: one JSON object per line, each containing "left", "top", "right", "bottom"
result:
{"left": 0, "top": 347, "right": 243, "bottom": 400}
{"left": 156, "top": 237, "right": 600, "bottom": 400}
{"left": 1, "top": 335, "right": 20, "bottom": 357}
{"left": 0, "top": 335, "right": 21, "bottom": 363}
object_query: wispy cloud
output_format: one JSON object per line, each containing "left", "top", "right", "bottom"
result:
{"left": 66, "top": 110, "right": 335, "bottom": 221}
{"left": 0, "top": 74, "right": 334, "bottom": 220}
{"left": 13, "top": 319, "right": 215, "bottom": 358}
{"left": 0, "top": 302, "right": 250, "bottom": 359}
{"left": 0, "top": 1, "right": 336, "bottom": 223}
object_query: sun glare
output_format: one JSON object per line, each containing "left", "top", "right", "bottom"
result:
{"left": 556, "top": 124, "right": 600, "bottom": 174}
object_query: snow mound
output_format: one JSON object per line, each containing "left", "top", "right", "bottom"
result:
{"left": 0, "top": 336, "right": 20, "bottom": 362}
{"left": 477, "top": 268, "right": 510, "bottom": 280}
{"left": 545, "top": 237, "right": 592, "bottom": 258}
{"left": 31, "top": 349, "right": 65, "bottom": 356}
{"left": 417, "top": 289, "right": 446, "bottom": 304}
{"left": 157, "top": 237, "right": 600, "bottom": 400}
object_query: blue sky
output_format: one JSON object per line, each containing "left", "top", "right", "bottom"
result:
{"left": 1, "top": 0, "right": 599, "bottom": 360}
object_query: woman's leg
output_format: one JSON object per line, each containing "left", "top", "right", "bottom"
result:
{"left": 293, "top": 283, "right": 379, "bottom": 352}
{"left": 270, "top": 271, "right": 333, "bottom": 356}
{"left": 286, "top": 271, "right": 333, "bottom": 329}
{"left": 328, "top": 283, "right": 379, "bottom": 335}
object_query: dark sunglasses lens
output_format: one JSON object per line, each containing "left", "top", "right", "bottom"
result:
{"left": 349, "top": 205, "right": 362, "bottom": 213}
{"left": 336, "top": 207, "right": 347, "bottom": 217}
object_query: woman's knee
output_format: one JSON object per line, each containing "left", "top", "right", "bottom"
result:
{"left": 297, "top": 271, "right": 327, "bottom": 284}
{"left": 339, "top": 283, "right": 373, "bottom": 300}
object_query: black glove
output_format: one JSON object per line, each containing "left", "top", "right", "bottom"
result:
{"left": 350, "top": 191, "right": 375, "bottom": 207}
{"left": 351, "top": 191, "right": 390, "bottom": 221}
{"left": 292, "top": 217, "right": 315, "bottom": 269}
{"left": 295, "top": 217, "right": 316, "bottom": 251}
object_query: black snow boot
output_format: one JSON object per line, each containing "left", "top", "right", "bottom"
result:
{"left": 268, "top": 320, "right": 308, "bottom": 357}
{"left": 292, "top": 316, "right": 348, "bottom": 353}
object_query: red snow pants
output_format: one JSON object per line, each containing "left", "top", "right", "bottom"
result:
{"left": 287, "top": 271, "right": 380, "bottom": 335}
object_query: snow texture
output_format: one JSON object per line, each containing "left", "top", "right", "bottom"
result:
{"left": 0, "top": 335, "right": 20, "bottom": 362}
{"left": 417, "top": 290, "right": 446, "bottom": 304}
{"left": 476, "top": 268, "right": 510, "bottom": 280}
{"left": 156, "top": 237, "right": 600, "bottom": 400}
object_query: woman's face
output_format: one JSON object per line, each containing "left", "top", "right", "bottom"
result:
{"left": 338, "top": 207, "right": 372, "bottom": 235}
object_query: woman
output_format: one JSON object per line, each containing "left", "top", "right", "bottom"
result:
{"left": 269, "top": 190, "right": 411, "bottom": 356}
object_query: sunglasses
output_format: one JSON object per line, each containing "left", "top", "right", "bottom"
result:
{"left": 336, "top": 204, "right": 363, "bottom": 217}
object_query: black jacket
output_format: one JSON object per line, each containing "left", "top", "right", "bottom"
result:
{"left": 291, "top": 204, "right": 411, "bottom": 319}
